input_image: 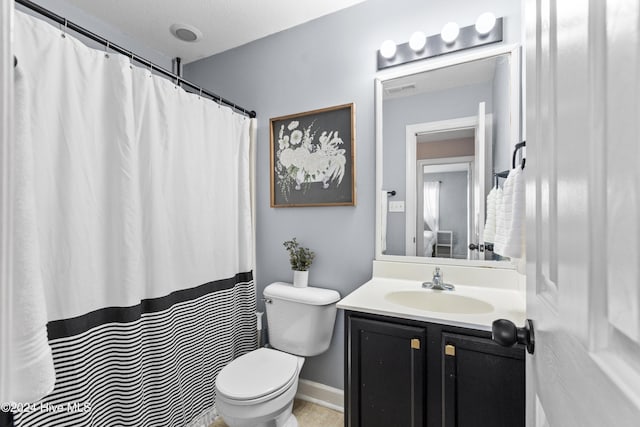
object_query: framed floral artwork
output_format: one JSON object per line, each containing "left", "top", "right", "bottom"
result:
{"left": 270, "top": 103, "right": 355, "bottom": 207}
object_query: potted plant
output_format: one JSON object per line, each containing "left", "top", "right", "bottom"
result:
{"left": 283, "top": 238, "right": 315, "bottom": 288}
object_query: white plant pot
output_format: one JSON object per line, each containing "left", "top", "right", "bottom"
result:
{"left": 293, "top": 270, "right": 309, "bottom": 288}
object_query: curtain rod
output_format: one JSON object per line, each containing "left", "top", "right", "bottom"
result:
{"left": 14, "top": 0, "right": 257, "bottom": 119}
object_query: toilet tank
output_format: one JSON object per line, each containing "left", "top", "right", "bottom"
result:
{"left": 263, "top": 282, "right": 341, "bottom": 357}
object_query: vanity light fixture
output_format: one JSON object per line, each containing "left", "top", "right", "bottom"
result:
{"left": 376, "top": 15, "right": 503, "bottom": 70}
{"left": 440, "top": 22, "right": 460, "bottom": 44}
{"left": 409, "top": 31, "right": 427, "bottom": 52}
{"left": 380, "top": 39, "right": 397, "bottom": 59}
{"left": 475, "top": 12, "right": 497, "bottom": 36}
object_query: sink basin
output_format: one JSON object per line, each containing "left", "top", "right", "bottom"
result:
{"left": 384, "top": 290, "right": 494, "bottom": 314}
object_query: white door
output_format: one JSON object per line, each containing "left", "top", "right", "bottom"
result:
{"left": 526, "top": 0, "right": 640, "bottom": 426}
{"left": 472, "top": 102, "right": 486, "bottom": 260}
{"left": 0, "top": 0, "right": 15, "bottom": 403}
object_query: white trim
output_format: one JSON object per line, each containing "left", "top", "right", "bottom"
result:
{"left": 375, "top": 44, "right": 520, "bottom": 269}
{"left": 295, "top": 379, "right": 344, "bottom": 413}
{"left": 474, "top": 101, "right": 486, "bottom": 260}
{"left": 375, "top": 77, "right": 384, "bottom": 259}
{"left": 509, "top": 46, "right": 522, "bottom": 153}
{"left": 0, "top": 0, "right": 15, "bottom": 403}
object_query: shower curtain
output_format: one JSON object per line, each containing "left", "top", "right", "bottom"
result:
{"left": 11, "top": 11, "right": 256, "bottom": 427}
{"left": 423, "top": 181, "right": 440, "bottom": 256}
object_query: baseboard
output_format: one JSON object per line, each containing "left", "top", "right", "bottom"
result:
{"left": 295, "top": 379, "right": 344, "bottom": 413}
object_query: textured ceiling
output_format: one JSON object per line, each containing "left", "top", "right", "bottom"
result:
{"left": 60, "top": 0, "right": 368, "bottom": 64}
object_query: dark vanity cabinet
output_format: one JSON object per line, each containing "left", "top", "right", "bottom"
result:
{"left": 345, "top": 311, "right": 524, "bottom": 427}
{"left": 347, "top": 317, "right": 427, "bottom": 427}
{"left": 442, "top": 333, "right": 525, "bottom": 427}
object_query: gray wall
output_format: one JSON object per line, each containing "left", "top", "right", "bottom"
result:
{"left": 185, "top": 0, "right": 521, "bottom": 389}
{"left": 424, "top": 171, "right": 468, "bottom": 258}
{"left": 18, "top": 0, "right": 173, "bottom": 69}
{"left": 383, "top": 82, "right": 492, "bottom": 255}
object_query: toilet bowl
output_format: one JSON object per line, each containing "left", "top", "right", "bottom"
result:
{"left": 214, "top": 282, "right": 340, "bottom": 427}
{"left": 216, "top": 348, "right": 304, "bottom": 427}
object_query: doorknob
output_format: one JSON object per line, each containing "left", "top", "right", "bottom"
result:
{"left": 492, "top": 319, "right": 535, "bottom": 355}
{"left": 469, "top": 243, "right": 485, "bottom": 252}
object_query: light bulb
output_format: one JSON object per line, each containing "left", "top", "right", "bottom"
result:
{"left": 409, "top": 31, "right": 426, "bottom": 52}
{"left": 380, "top": 40, "right": 397, "bottom": 59}
{"left": 441, "top": 22, "right": 460, "bottom": 44}
{"left": 475, "top": 12, "right": 497, "bottom": 35}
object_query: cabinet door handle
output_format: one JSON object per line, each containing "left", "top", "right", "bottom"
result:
{"left": 444, "top": 344, "right": 456, "bottom": 356}
{"left": 411, "top": 338, "right": 421, "bottom": 349}
{"left": 491, "top": 319, "right": 535, "bottom": 354}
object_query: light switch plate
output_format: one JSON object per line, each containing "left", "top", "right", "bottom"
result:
{"left": 389, "top": 201, "right": 405, "bottom": 212}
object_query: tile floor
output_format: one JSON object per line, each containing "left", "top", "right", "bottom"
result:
{"left": 209, "top": 399, "right": 344, "bottom": 427}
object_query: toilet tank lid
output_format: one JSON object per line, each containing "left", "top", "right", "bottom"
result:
{"left": 264, "top": 282, "right": 340, "bottom": 305}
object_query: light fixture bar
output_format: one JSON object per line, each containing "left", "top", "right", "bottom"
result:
{"left": 377, "top": 17, "right": 503, "bottom": 70}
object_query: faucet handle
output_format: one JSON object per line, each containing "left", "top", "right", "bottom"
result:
{"left": 433, "top": 266, "right": 441, "bottom": 277}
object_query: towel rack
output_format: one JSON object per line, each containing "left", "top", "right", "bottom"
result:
{"left": 511, "top": 141, "right": 526, "bottom": 169}
{"left": 387, "top": 190, "right": 396, "bottom": 197}
{"left": 494, "top": 141, "right": 526, "bottom": 186}
{"left": 493, "top": 170, "right": 509, "bottom": 187}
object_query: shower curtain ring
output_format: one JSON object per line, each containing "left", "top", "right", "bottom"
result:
{"left": 61, "top": 19, "right": 68, "bottom": 38}
{"left": 199, "top": 88, "right": 203, "bottom": 99}
{"left": 105, "top": 41, "right": 110, "bottom": 58}
{"left": 149, "top": 63, "right": 153, "bottom": 77}
{"left": 129, "top": 51, "right": 134, "bottom": 69}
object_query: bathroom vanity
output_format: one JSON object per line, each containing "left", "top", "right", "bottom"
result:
{"left": 349, "top": 44, "right": 528, "bottom": 426}
{"left": 338, "top": 262, "right": 526, "bottom": 427}
{"left": 343, "top": 311, "right": 524, "bottom": 427}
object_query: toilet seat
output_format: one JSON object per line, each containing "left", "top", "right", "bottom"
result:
{"left": 216, "top": 348, "right": 300, "bottom": 404}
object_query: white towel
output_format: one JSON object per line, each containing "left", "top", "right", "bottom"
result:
{"left": 483, "top": 187, "right": 499, "bottom": 243}
{"left": 7, "top": 69, "right": 56, "bottom": 403}
{"left": 492, "top": 188, "right": 504, "bottom": 245}
{"left": 380, "top": 191, "right": 388, "bottom": 254}
{"left": 493, "top": 167, "right": 525, "bottom": 258}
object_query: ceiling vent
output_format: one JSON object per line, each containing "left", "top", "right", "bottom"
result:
{"left": 170, "top": 24, "right": 203, "bottom": 42}
{"left": 385, "top": 83, "right": 417, "bottom": 95}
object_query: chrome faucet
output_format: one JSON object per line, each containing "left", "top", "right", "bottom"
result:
{"left": 422, "top": 267, "right": 454, "bottom": 291}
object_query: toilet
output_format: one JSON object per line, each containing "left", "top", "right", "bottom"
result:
{"left": 215, "top": 282, "right": 341, "bottom": 427}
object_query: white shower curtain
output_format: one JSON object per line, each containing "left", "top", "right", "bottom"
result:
{"left": 423, "top": 181, "right": 440, "bottom": 233}
{"left": 11, "top": 11, "right": 256, "bottom": 427}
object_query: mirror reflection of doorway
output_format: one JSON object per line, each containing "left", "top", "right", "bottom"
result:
{"left": 417, "top": 157, "right": 473, "bottom": 259}
{"left": 405, "top": 101, "right": 492, "bottom": 259}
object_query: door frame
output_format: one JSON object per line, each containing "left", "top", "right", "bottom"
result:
{"left": 405, "top": 116, "right": 478, "bottom": 256}
{"left": 416, "top": 157, "right": 474, "bottom": 259}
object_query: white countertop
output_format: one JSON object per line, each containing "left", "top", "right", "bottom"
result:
{"left": 337, "top": 276, "right": 526, "bottom": 331}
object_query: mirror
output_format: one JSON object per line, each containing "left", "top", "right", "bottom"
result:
{"left": 376, "top": 47, "right": 521, "bottom": 266}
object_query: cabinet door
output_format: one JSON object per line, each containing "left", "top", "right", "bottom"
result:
{"left": 347, "top": 316, "right": 427, "bottom": 427}
{"left": 442, "top": 333, "right": 524, "bottom": 427}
